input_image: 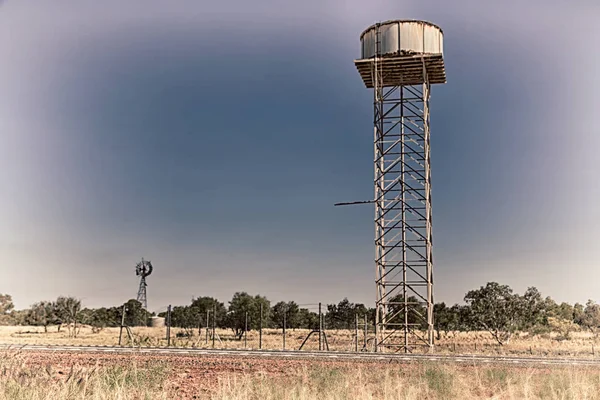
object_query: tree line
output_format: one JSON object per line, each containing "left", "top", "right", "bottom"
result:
{"left": 1, "top": 282, "right": 600, "bottom": 345}
{"left": 0, "top": 296, "right": 151, "bottom": 337}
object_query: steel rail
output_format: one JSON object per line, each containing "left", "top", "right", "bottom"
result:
{"left": 2, "top": 344, "right": 600, "bottom": 367}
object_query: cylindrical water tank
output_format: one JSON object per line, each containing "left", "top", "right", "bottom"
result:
{"left": 360, "top": 20, "right": 444, "bottom": 59}
{"left": 150, "top": 317, "right": 165, "bottom": 328}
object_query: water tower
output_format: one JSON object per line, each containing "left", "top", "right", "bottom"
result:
{"left": 354, "top": 20, "right": 446, "bottom": 353}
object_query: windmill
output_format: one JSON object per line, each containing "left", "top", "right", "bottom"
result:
{"left": 135, "top": 258, "right": 153, "bottom": 310}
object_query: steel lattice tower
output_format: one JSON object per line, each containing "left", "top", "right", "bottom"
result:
{"left": 135, "top": 258, "right": 153, "bottom": 310}
{"left": 354, "top": 20, "right": 446, "bottom": 353}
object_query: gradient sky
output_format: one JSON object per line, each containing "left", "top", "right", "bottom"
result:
{"left": 1, "top": 1, "right": 599, "bottom": 312}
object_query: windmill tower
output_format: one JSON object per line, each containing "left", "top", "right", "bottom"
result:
{"left": 135, "top": 258, "right": 153, "bottom": 310}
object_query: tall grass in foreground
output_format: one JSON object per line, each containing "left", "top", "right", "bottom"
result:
{"left": 0, "top": 353, "right": 170, "bottom": 400}
{"left": 213, "top": 363, "right": 600, "bottom": 400}
{"left": 2, "top": 352, "right": 600, "bottom": 399}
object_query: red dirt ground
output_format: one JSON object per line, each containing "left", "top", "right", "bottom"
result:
{"left": 10, "top": 351, "right": 556, "bottom": 399}
{"left": 13, "top": 351, "right": 384, "bottom": 398}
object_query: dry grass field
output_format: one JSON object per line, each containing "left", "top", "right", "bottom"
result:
{"left": 1, "top": 349, "right": 600, "bottom": 399}
{"left": 1, "top": 325, "right": 599, "bottom": 358}
{"left": 2, "top": 326, "right": 600, "bottom": 398}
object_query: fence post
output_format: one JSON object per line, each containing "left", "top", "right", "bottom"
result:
{"left": 244, "top": 311, "right": 248, "bottom": 348}
{"left": 212, "top": 303, "right": 216, "bottom": 349}
{"left": 374, "top": 319, "right": 378, "bottom": 352}
{"left": 355, "top": 313, "right": 358, "bottom": 352}
{"left": 318, "top": 302, "right": 322, "bottom": 351}
{"left": 166, "top": 305, "right": 171, "bottom": 347}
{"left": 198, "top": 312, "right": 202, "bottom": 336}
{"left": 205, "top": 310, "right": 209, "bottom": 345}
{"left": 364, "top": 316, "right": 367, "bottom": 350}
{"left": 283, "top": 307, "right": 287, "bottom": 350}
{"left": 259, "top": 303, "right": 263, "bottom": 350}
{"left": 118, "top": 304, "right": 126, "bottom": 346}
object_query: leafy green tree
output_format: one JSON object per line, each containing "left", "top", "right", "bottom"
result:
{"left": 54, "top": 296, "right": 82, "bottom": 337}
{"left": 366, "top": 307, "right": 376, "bottom": 326}
{"left": 159, "top": 297, "right": 226, "bottom": 329}
{"left": 253, "top": 295, "right": 271, "bottom": 328}
{"left": 574, "top": 303, "right": 585, "bottom": 325}
{"left": 580, "top": 300, "right": 600, "bottom": 335}
{"left": 271, "top": 302, "right": 287, "bottom": 329}
{"left": 108, "top": 299, "right": 152, "bottom": 326}
{"left": 79, "top": 302, "right": 148, "bottom": 329}
{"left": 464, "top": 282, "right": 524, "bottom": 345}
{"left": 226, "top": 292, "right": 271, "bottom": 339}
{"left": 520, "top": 287, "right": 547, "bottom": 330}
{"left": 79, "top": 307, "right": 119, "bottom": 328}
{"left": 452, "top": 304, "right": 473, "bottom": 332}
{"left": 120, "top": 299, "right": 151, "bottom": 327}
{"left": 270, "top": 301, "right": 302, "bottom": 329}
{"left": 190, "top": 297, "right": 227, "bottom": 328}
{"left": 297, "top": 308, "right": 319, "bottom": 330}
{"left": 77, "top": 308, "right": 94, "bottom": 326}
{"left": 547, "top": 316, "right": 578, "bottom": 340}
{"left": 0, "top": 294, "right": 14, "bottom": 314}
{"left": 387, "top": 295, "right": 428, "bottom": 329}
{"left": 326, "top": 298, "right": 352, "bottom": 329}
{"left": 433, "top": 302, "right": 459, "bottom": 339}
{"left": 556, "top": 302, "right": 576, "bottom": 321}
{"left": 25, "top": 301, "right": 56, "bottom": 332}
{"left": 0, "top": 294, "right": 15, "bottom": 325}
{"left": 542, "top": 297, "right": 560, "bottom": 322}
{"left": 225, "top": 292, "right": 254, "bottom": 338}
{"left": 10, "top": 310, "right": 28, "bottom": 326}
{"left": 169, "top": 306, "right": 197, "bottom": 329}
{"left": 354, "top": 303, "right": 368, "bottom": 317}
{"left": 284, "top": 301, "right": 301, "bottom": 329}
{"left": 325, "top": 298, "right": 368, "bottom": 330}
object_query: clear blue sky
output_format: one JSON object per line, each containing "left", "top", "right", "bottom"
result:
{"left": 1, "top": 1, "right": 599, "bottom": 312}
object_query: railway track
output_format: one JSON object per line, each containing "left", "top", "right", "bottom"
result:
{"left": 2, "top": 344, "right": 600, "bottom": 366}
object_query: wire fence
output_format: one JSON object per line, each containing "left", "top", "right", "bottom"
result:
{"left": 113, "top": 301, "right": 378, "bottom": 353}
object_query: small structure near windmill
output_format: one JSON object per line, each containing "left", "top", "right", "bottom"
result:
{"left": 135, "top": 258, "right": 153, "bottom": 310}
{"left": 150, "top": 316, "right": 165, "bottom": 328}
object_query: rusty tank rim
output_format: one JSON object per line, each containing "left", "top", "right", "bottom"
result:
{"left": 359, "top": 19, "right": 444, "bottom": 41}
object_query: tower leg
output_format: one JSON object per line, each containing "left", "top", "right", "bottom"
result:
{"left": 137, "top": 277, "right": 147, "bottom": 310}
